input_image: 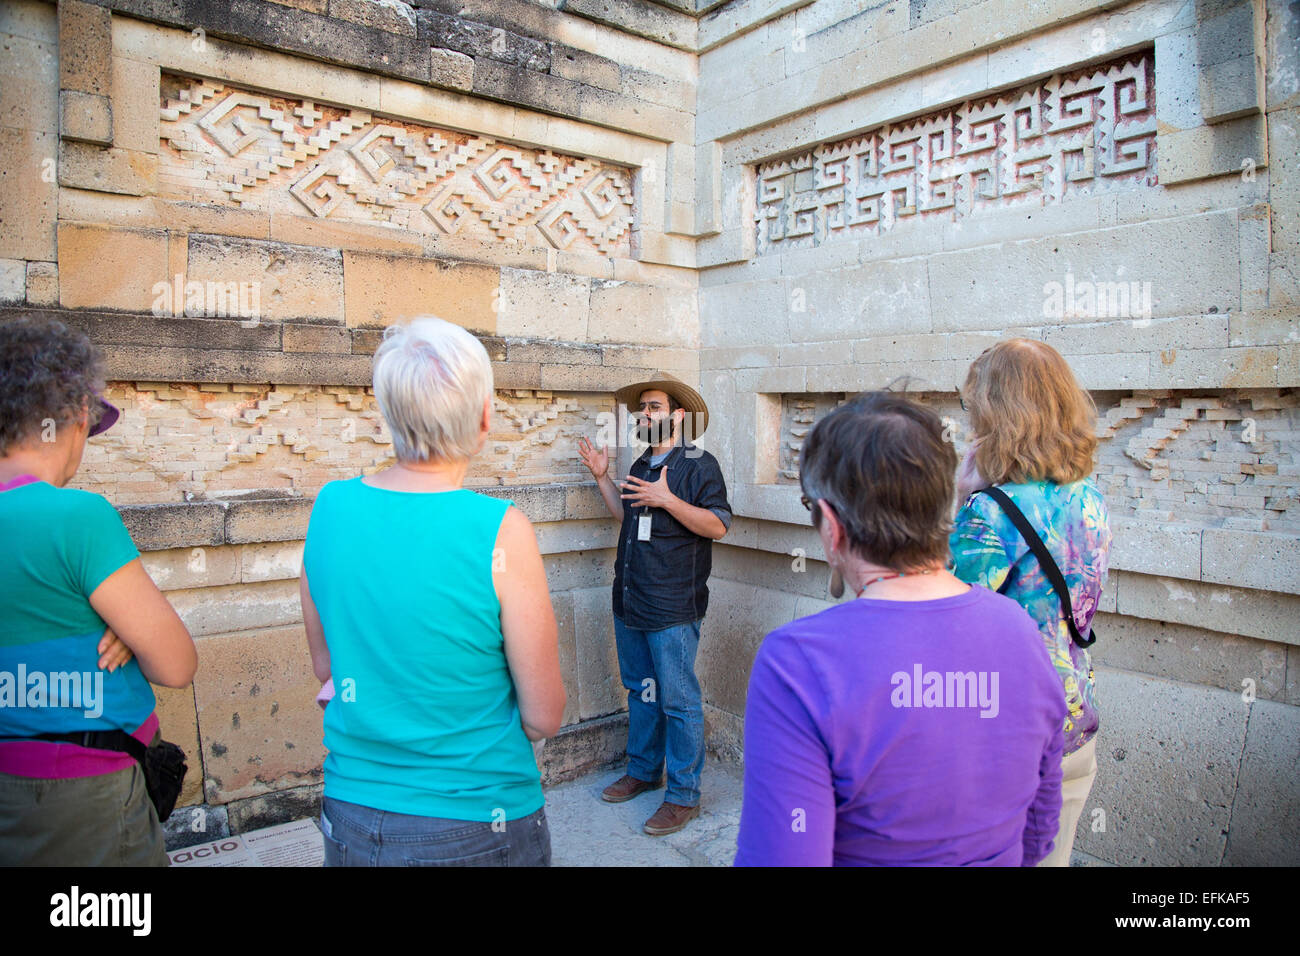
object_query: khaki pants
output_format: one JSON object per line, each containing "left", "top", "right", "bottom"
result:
{"left": 0, "top": 763, "right": 167, "bottom": 866}
{"left": 1037, "top": 737, "right": 1098, "bottom": 867}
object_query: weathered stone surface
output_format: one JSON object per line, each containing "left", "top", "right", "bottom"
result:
{"left": 168, "top": 579, "right": 301, "bottom": 638}
{"left": 418, "top": 11, "right": 551, "bottom": 70}
{"left": 329, "top": 0, "right": 416, "bottom": 37}
{"left": 58, "top": 0, "right": 111, "bottom": 96}
{"left": 1090, "top": 612, "right": 1288, "bottom": 702}
{"left": 58, "top": 141, "right": 157, "bottom": 196}
{"left": 119, "top": 501, "right": 227, "bottom": 552}
{"left": 152, "top": 683, "right": 204, "bottom": 807}
{"left": 142, "top": 544, "right": 242, "bottom": 591}
{"left": 226, "top": 497, "right": 315, "bottom": 545}
{"left": 188, "top": 236, "right": 344, "bottom": 324}
{"left": 1221, "top": 699, "right": 1300, "bottom": 865}
{"left": 1201, "top": 529, "right": 1300, "bottom": 594}
{"left": 1074, "top": 667, "right": 1246, "bottom": 866}
{"left": 0, "top": 129, "right": 57, "bottom": 260}
{"left": 573, "top": 585, "right": 621, "bottom": 720}
{"left": 428, "top": 46, "right": 473, "bottom": 90}
{"left": 59, "top": 89, "right": 112, "bottom": 144}
{"left": 343, "top": 251, "right": 498, "bottom": 331}
{"left": 192, "top": 624, "right": 325, "bottom": 805}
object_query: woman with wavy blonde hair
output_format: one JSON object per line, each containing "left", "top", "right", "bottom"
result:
{"left": 951, "top": 338, "right": 1111, "bottom": 867}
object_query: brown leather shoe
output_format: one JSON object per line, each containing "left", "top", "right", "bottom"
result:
{"left": 643, "top": 801, "right": 700, "bottom": 836}
{"left": 601, "top": 774, "right": 663, "bottom": 803}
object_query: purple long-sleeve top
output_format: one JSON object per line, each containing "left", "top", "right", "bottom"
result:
{"left": 734, "top": 585, "right": 1066, "bottom": 866}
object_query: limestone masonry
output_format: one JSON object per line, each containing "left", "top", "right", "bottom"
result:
{"left": 0, "top": 0, "right": 1295, "bottom": 866}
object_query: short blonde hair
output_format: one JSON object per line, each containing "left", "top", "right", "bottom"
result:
{"left": 964, "top": 339, "right": 1097, "bottom": 486}
{"left": 371, "top": 317, "right": 493, "bottom": 463}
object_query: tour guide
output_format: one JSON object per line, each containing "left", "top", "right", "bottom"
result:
{"left": 577, "top": 372, "right": 732, "bottom": 836}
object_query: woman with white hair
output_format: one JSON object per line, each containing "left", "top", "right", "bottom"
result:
{"left": 301, "top": 316, "right": 565, "bottom": 866}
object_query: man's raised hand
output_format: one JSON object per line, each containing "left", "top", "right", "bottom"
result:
{"left": 577, "top": 436, "right": 609, "bottom": 480}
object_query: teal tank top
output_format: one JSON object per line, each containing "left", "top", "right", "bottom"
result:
{"left": 302, "top": 477, "right": 543, "bottom": 821}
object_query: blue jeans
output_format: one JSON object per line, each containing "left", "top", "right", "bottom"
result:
{"left": 613, "top": 615, "right": 704, "bottom": 807}
{"left": 321, "top": 796, "right": 551, "bottom": 866}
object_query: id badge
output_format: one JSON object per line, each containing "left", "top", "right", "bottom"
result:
{"left": 637, "top": 513, "right": 652, "bottom": 541}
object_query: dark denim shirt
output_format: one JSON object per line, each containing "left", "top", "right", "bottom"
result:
{"left": 612, "top": 440, "right": 732, "bottom": 631}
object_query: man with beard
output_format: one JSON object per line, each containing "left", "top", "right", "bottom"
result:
{"left": 576, "top": 372, "right": 731, "bottom": 836}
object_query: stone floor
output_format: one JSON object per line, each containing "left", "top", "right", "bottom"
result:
{"left": 544, "top": 755, "right": 1106, "bottom": 867}
{"left": 546, "top": 755, "right": 744, "bottom": 867}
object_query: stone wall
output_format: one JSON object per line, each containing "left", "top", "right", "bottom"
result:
{"left": 695, "top": 0, "right": 1298, "bottom": 866}
{"left": 0, "top": 0, "right": 1295, "bottom": 864}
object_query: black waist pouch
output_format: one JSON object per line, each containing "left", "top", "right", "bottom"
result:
{"left": 28, "top": 730, "right": 189, "bottom": 823}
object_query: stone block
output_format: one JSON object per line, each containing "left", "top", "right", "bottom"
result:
{"left": 168, "top": 580, "right": 302, "bottom": 639}
{"left": 57, "top": 223, "right": 167, "bottom": 311}
{"left": 1115, "top": 571, "right": 1300, "bottom": 645}
{"left": 479, "top": 483, "right": 567, "bottom": 524}
{"left": 1221, "top": 698, "right": 1300, "bottom": 864}
{"left": 565, "top": 482, "right": 615, "bottom": 521}
{"left": 540, "top": 548, "right": 614, "bottom": 593}
{"left": 241, "top": 541, "right": 306, "bottom": 584}
{"left": 1, "top": 29, "right": 57, "bottom": 132}
{"left": 428, "top": 46, "right": 473, "bottom": 91}
{"left": 573, "top": 585, "right": 622, "bottom": 720}
{"left": 226, "top": 497, "right": 315, "bottom": 545}
{"left": 1090, "top": 612, "right": 1287, "bottom": 701}
{"left": 59, "top": 89, "right": 111, "bottom": 144}
{"left": 118, "top": 501, "right": 227, "bottom": 552}
{"left": 1108, "top": 517, "right": 1202, "bottom": 580}
{"left": 699, "top": 277, "right": 788, "bottom": 347}
{"left": 1074, "top": 667, "right": 1246, "bottom": 865}
{"left": 1268, "top": 107, "right": 1300, "bottom": 254}
{"left": 282, "top": 323, "right": 351, "bottom": 354}
{"left": 791, "top": 258, "right": 930, "bottom": 341}
{"left": 188, "top": 236, "right": 343, "bottom": 324}
{"left": 589, "top": 279, "right": 695, "bottom": 347}
{"left": 343, "top": 250, "right": 498, "bottom": 331}
{"left": 550, "top": 43, "right": 621, "bottom": 92}
{"left": 1199, "top": 53, "right": 1264, "bottom": 123}
{"left": 551, "top": 589, "right": 579, "bottom": 727}
{"left": 0, "top": 259, "right": 22, "bottom": 304}
{"left": 192, "top": 625, "right": 325, "bottom": 805}
{"left": 58, "top": 141, "right": 157, "bottom": 196}
{"left": 418, "top": 10, "right": 550, "bottom": 70}
{"left": 930, "top": 212, "right": 1241, "bottom": 331}
{"left": 142, "top": 544, "right": 242, "bottom": 592}
{"left": 497, "top": 268, "right": 591, "bottom": 340}
{"left": 1266, "top": 0, "right": 1300, "bottom": 111}
{"left": 536, "top": 712, "right": 629, "bottom": 786}
{"left": 1202, "top": 528, "right": 1300, "bottom": 593}
{"left": 111, "top": 55, "right": 160, "bottom": 154}
{"left": 329, "top": 0, "right": 417, "bottom": 37}
{"left": 0, "top": 129, "right": 56, "bottom": 260}
{"left": 563, "top": 0, "right": 697, "bottom": 50}
{"left": 696, "top": 578, "right": 798, "bottom": 716}
{"left": 1157, "top": 114, "right": 1267, "bottom": 185}
{"left": 224, "top": 783, "right": 321, "bottom": 835}
{"left": 58, "top": 0, "right": 110, "bottom": 96}
{"left": 23, "top": 260, "right": 56, "bottom": 305}
{"left": 152, "top": 683, "right": 204, "bottom": 807}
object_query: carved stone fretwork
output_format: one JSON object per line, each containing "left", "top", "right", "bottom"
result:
{"left": 777, "top": 390, "right": 1299, "bottom": 533}
{"left": 157, "top": 75, "right": 636, "bottom": 256}
{"left": 755, "top": 52, "right": 1157, "bottom": 253}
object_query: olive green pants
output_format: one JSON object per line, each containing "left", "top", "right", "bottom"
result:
{"left": 0, "top": 762, "right": 168, "bottom": 866}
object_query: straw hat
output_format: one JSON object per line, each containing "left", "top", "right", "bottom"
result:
{"left": 614, "top": 371, "right": 709, "bottom": 440}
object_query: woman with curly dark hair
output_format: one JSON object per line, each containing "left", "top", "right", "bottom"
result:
{"left": 0, "top": 315, "right": 197, "bottom": 866}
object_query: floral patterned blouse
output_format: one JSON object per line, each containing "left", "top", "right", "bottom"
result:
{"left": 949, "top": 478, "right": 1111, "bottom": 756}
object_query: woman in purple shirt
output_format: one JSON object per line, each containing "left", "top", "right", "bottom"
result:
{"left": 734, "top": 391, "right": 1066, "bottom": 866}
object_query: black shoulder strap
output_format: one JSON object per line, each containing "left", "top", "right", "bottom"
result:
{"left": 974, "top": 486, "right": 1096, "bottom": 649}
